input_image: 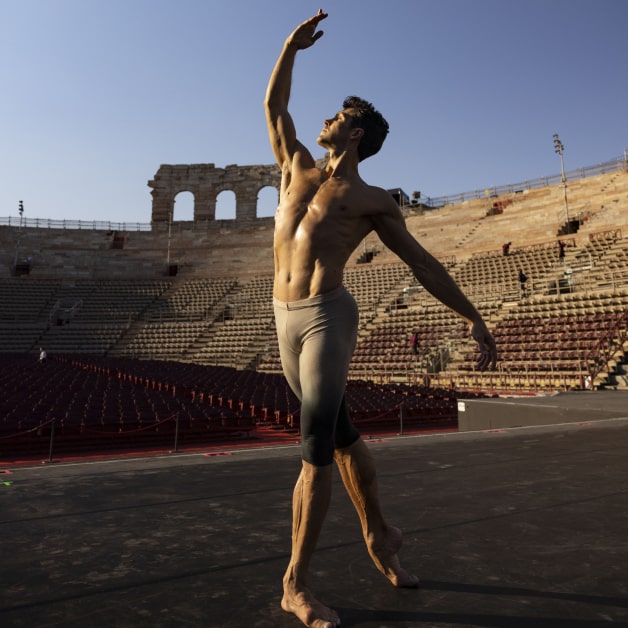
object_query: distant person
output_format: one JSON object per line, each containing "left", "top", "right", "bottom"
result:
{"left": 502, "top": 241, "right": 511, "bottom": 256}
{"left": 39, "top": 347, "right": 47, "bottom": 365}
{"left": 558, "top": 240, "right": 566, "bottom": 259}
{"left": 518, "top": 269, "right": 528, "bottom": 297}
{"left": 409, "top": 331, "right": 419, "bottom": 356}
{"left": 265, "top": 10, "right": 497, "bottom": 628}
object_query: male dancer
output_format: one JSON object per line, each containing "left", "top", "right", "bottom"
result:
{"left": 265, "top": 10, "right": 497, "bottom": 628}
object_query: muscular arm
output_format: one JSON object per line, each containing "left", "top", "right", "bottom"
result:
{"left": 373, "top": 198, "right": 497, "bottom": 369}
{"left": 264, "top": 10, "right": 327, "bottom": 172}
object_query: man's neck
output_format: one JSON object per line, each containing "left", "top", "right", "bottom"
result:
{"left": 325, "top": 149, "right": 360, "bottom": 179}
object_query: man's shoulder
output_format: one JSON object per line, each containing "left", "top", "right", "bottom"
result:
{"left": 360, "top": 183, "right": 402, "bottom": 215}
{"left": 365, "top": 183, "right": 393, "bottom": 198}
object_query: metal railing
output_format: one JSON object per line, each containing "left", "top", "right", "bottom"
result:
{"left": 0, "top": 218, "right": 152, "bottom": 231}
{"left": 405, "top": 154, "right": 628, "bottom": 209}
{"left": 2, "top": 155, "right": 626, "bottom": 231}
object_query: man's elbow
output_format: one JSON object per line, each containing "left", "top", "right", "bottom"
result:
{"left": 264, "top": 90, "right": 287, "bottom": 112}
{"left": 263, "top": 97, "right": 275, "bottom": 117}
{"left": 408, "top": 253, "right": 447, "bottom": 285}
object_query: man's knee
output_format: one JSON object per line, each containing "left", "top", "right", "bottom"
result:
{"left": 335, "top": 425, "right": 360, "bottom": 451}
{"left": 301, "top": 433, "right": 335, "bottom": 467}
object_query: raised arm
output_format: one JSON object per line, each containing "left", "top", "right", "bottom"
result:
{"left": 372, "top": 198, "right": 497, "bottom": 370}
{"left": 264, "top": 10, "right": 328, "bottom": 172}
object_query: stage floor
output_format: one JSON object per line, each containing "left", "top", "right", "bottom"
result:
{"left": 1, "top": 418, "right": 628, "bottom": 627}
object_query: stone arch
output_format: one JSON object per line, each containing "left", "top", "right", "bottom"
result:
{"left": 257, "top": 185, "right": 279, "bottom": 218}
{"left": 148, "top": 163, "right": 281, "bottom": 224}
{"left": 173, "top": 190, "right": 195, "bottom": 221}
{"left": 215, "top": 190, "right": 237, "bottom": 220}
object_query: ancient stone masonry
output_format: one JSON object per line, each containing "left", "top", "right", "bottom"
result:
{"left": 148, "top": 163, "right": 281, "bottom": 224}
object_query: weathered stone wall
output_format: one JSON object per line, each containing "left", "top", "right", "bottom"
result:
{"left": 148, "top": 163, "right": 281, "bottom": 223}
{"left": 2, "top": 169, "right": 624, "bottom": 282}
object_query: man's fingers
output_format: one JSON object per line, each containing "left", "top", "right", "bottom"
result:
{"left": 476, "top": 341, "right": 497, "bottom": 371}
{"left": 476, "top": 351, "right": 489, "bottom": 371}
{"left": 476, "top": 344, "right": 497, "bottom": 372}
{"left": 307, "top": 10, "right": 328, "bottom": 27}
{"left": 294, "top": 11, "right": 327, "bottom": 47}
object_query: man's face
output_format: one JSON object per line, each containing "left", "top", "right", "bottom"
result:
{"left": 317, "top": 109, "right": 357, "bottom": 149}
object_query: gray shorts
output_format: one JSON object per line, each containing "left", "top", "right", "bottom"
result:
{"left": 273, "top": 286, "right": 361, "bottom": 465}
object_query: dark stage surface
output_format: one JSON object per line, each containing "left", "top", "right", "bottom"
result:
{"left": 1, "top": 418, "right": 628, "bottom": 627}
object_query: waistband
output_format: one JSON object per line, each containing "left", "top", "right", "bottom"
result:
{"left": 273, "top": 285, "right": 348, "bottom": 311}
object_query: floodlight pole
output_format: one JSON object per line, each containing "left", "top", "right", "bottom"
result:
{"left": 553, "top": 133, "right": 570, "bottom": 234}
{"left": 14, "top": 201, "right": 24, "bottom": 270}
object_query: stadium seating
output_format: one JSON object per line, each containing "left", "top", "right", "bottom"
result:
{"left": 0, "top": 167, "right": 626, "bottom": 454}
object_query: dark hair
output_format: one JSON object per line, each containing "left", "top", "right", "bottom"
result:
{"left": 343, "top": 96, "right": 389, "bottom": 161}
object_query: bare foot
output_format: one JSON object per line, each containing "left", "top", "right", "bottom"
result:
{"left": 281, "top": 587, "right": 341, "bottom": 628}
{"left": 367, "top": 526, "right": 419, "bottom": 588}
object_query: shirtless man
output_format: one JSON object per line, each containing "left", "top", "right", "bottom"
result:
{"left": 265, "top": 10, "right": 497, "bottom": 628}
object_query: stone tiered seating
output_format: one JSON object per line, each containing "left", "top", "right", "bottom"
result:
{"left": 188, "top": 277, "right": 276, "bottom": 368}
{"left": 117, "top": 320, "right": 212, "bottom": 360}
{"left": 142, "top": 277, "right": 238, "bottom": 321}
{"left": 0, "top": 279, "right": 60, "bottom": 321}
{"left": 0, "top": 323, "right": 47, "bottom": 353}
{"left": 389, "top": 169, "right": 628, "bottom": 262}
{"left": 192, "top": 316, "right": 276, "bottom": 368}
{"left": 452, "top": 242, "right": 565, "bottom": 301}
{"left": 0, "top": 169, "right": 626, "bottom": 402}
{"left": 29, "top": 280, "right": 171, "bottom": 354}
{"left": 584, "top": 233, "right": 628, "bottom": 291}
{"left": 40, "top": 323, "right": 129, "bottom": 355}
{"left": 50, "top": 280, "right": 169, "bottom": 322}
{"left": 344, "top": 263, "right": 413, "bottom": 313}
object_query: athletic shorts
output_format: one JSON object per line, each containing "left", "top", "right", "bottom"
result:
{"left": 273, "top": 286, "right": 361, "bottom": 466}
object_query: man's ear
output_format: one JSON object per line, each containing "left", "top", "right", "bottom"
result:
{"left": 350, "top": 127, "right": 364, "bottom": 143}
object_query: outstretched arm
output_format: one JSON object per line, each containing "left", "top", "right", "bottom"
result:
{"left": 373, "top": 200, "right": 497, "bottom": 371}
{"left": 264, "top": 10, "right": 328, "bottom": 172}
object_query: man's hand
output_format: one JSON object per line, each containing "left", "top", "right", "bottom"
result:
{"left": 470, "top": 319, "right": 498, "bottom": 371}
{"left": 287, "top": 9, "right": 328, "bottom": 50}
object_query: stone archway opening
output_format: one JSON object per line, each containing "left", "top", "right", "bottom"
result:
{"left": 173, "top": 191, "right": 194, "bottom": 221}
{"left": 257, "top": 186, "right": 279, "bottom": 218}
{"left": 215, "top": 190, "right": 237, "bottom": 220}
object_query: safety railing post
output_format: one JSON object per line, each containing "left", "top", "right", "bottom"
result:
{"left": 171, "top": 414, "right": 180, "bottom": 453}
{"left": 46, "top": 419, "right": 56, "bottom": 463}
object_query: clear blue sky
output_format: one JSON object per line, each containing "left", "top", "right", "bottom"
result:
{"left": 1, "top": 0, "right": 626, "bottom": 223}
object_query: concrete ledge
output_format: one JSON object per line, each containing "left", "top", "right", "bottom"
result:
{"left": 458, "top": 390, "right": 628, "bottom": 431}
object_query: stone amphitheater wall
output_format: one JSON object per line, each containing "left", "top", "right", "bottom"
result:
{"left": 1, "top": 167, "right": 626, "bottom": 282}
{"left": 148, "top": 163, "right": 281, "bottom": 223}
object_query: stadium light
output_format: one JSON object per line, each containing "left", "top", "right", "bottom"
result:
{"left": 553, "top": 133, "right": 571, "bottom": 234}
{"left": 14, "top": 200, "right": 25, "bottom": 271}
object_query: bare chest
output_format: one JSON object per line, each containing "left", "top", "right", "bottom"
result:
{"left": 276, "top": 178, "right": 369, "bottom": 241}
